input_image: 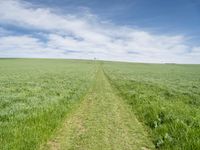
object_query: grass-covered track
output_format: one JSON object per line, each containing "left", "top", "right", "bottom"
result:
{"left": 41, "top": 66, "right": 154, "bottom": 150}
{"left": 103, "top": 62, "right": 200, "bottom": 149}
{"left": 0, "top": 59, "right": 96, "bottom": 150}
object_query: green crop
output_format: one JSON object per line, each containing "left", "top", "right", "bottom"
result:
{"left": 103, "top": 62, "right": 200, "bottom": 149}
{"left": 0, "top": 59, "right": 96, "bottom": 150}
{"left": 1, "top": 59, "right": 199, "bottom": 150}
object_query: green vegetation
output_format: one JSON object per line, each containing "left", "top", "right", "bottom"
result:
{"left": 103, "top": 62, "right": 200, "bottom": 149}
{"left": 41, "top": 67, "right": 154, "bottom": 150}
{"left": 1, "top": 59, "right": 199, "bottom": 150}
{"left": 0, "top": 59, "right": 96, "bottom": 150}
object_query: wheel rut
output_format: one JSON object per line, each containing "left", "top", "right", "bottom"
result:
{"left": 41, "top": 67, "right": 154, "bottom": 150}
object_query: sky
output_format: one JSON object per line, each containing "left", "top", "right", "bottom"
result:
{"left": 0, "top": 0, "right": 200, "bottom": 63}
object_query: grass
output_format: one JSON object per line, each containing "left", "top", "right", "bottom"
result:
{"left": 41, "top": 66, "right": 154, "bottom": 150}
{"left": 1, "top": 59, "right": 199, "bottom": 149}
{"left": 0, "top": 59, "right": 96, "bottom": 150}
{"left": 103, "top": 62, "right": 200, "bottom": 149}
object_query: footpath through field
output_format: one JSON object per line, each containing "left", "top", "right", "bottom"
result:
{"left": 41, "top": 67, "right": 154, "bottom": 150}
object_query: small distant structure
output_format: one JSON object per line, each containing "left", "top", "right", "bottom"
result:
{"left": 94, "top": 57, "right": 97, "bottom": 65}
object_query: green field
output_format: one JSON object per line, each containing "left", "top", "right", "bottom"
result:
{"left": 0, "top": 59, "right": 96, "bottom": 150}
{"left": 0, "top": 59, "right": 200, "bottom": 150}
{"left": 103, "top": 62, "right": 200, "bottom": 149}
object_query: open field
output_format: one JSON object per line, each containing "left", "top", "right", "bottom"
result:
{"left": 41, "top": 67, "right": 154, "bottom": 150}
{"left": 103, "top": 62, "right": 200, "bottom": 149}
{"left": 0, "top": 59, "right": 200, "bottom": 150}
{"left": 0, "top": 59, "right": 96, "bottom": 149}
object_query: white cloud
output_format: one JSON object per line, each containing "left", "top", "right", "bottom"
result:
{"left": 0, "top": 0, "right": 199, "bottom": 63}
{"left": 192, "top": 47, "right": 200, "bottom": 53}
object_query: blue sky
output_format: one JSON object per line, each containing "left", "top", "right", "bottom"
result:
{"left": 29, "top": 0, "right": 200, "bottom": 34}
{"left": 0, "top": 0, "right": 200, "bottom": 63}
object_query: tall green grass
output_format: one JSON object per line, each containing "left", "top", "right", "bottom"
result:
{"left": 103, "top": 62, "right": 200, "bottom": 149}
{"left": 0, "top": 59, "right": 96, "bottom": 150}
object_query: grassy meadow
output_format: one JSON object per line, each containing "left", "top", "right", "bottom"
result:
{"left": 103, "top": 62, "right": 200, "bottom": 149}
{"left": 0, "top": 59, "right": 200, "bottom": 149}
{"left": 0, "top": 59, "right": 96, "bottom": 150}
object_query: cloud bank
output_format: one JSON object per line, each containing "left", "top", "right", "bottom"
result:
{"left": 0, "top": 0, "right": 199, "bottom": 63}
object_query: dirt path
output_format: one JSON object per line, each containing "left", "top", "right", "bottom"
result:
{"left": 41, "top": 67, "right": 154, "bottom": 150}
